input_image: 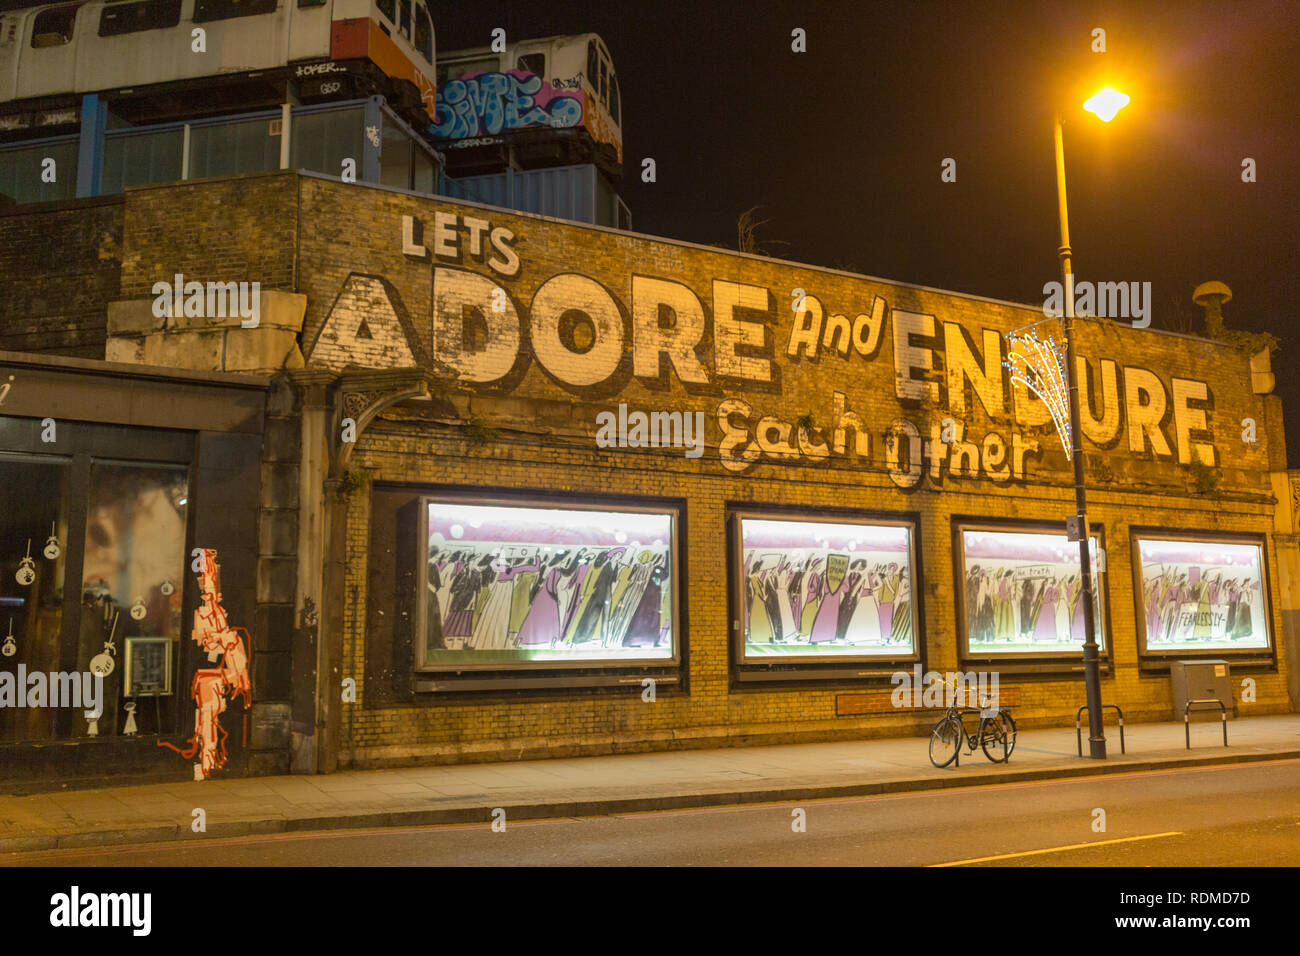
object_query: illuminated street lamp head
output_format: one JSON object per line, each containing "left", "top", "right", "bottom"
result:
{"left": 1083, "top": 88, "right": 1130, "bottom": 122}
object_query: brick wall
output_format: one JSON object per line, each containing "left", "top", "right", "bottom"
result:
{"left": 106, "top": 173, "right": 1295, "bottom": 768}
{"left": 288, "top": 177, "right": 1292, "bottom": 767}
{"left": 0, "top": 195, "right": 122, "bottom": 357}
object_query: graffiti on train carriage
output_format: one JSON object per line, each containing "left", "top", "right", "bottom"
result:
{"left": 434, "top": 70, "right": 583, "bottom": 139}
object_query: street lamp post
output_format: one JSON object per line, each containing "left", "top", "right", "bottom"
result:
{"left": 1051, "top": 91, "right": 1125, "bottom": 759}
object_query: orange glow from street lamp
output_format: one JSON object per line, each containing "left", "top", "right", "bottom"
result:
{"left": 1083, "top": 88, "right": 1130, "bottom": 122}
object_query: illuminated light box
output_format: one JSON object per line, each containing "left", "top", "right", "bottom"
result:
{"left": 420, "top": 501, "right": 675, "bottom": 668}
{"left": 1134, "top": 536, "right": 1270, "bottom": 652}
{"left": 957, "top": 526, "right": 1106, "bottom": 656}
{"left": 736, "top": 516, "right": 917, "bottom": 659}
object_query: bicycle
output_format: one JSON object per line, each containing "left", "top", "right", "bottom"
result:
{"left": 927, "top": 681, "right": 1017, "bottom": 767}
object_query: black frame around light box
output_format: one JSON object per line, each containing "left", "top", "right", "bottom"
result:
{"left": 1129, "top": 527, "right": 1277, "bottom": 662}
{"left": 728, "top": 506, "right": 925, "bottom": 684}
{"left": 416, "top": 492, "right": 684, "bottom": 674}
{"left": 952, "top": 516, "right": 1113, "bottom": 665}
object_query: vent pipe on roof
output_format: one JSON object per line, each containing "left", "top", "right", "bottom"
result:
{"left": 1193, "top": 281, "right": 1233, "bottom": 339}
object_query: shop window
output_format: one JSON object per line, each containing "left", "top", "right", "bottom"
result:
{"left": 397, "top": 0, "right": 410, "bottom": 39}
{"left": 610, "top": 73, "right": 620, "bottom": 125}
{"left": 375, "top": 0, "right": 394, "bottom": 23}
{"left": 31, "top": 5, "right": 78, "bottom": 47}
{"left": 586, "top": 40, "right": 598, "bottom": 90}
{"left": 598, "top": 58, "right": 608, "bottom": 104}
{"left": 1132, "top": 533, "right": 1271, "bottom": 655}
{"left": 97, "top": 0, "right": 182, "bottom": 37}
{"left": 419, "top": 500, "right": 676, "bottom": 669}
{"left": 193, "top": 0, "right": 278, "bottom": 24}
{"left": 79, "top": 462, "right": 189, "bottom": 735}
{"left": 0, "top": 454, "right": 72, "bottom": 744}
{"left": 734, "top": 513, "right": 919, "bottom": 663}
{"left": 516, "top": 53, "right": 544, "bottom": 78}
{"left": 0, "top": 440, "right": 190, "bottom": 743}
{"left": 955, "top": 522, "right": 1107, "bottom": 658}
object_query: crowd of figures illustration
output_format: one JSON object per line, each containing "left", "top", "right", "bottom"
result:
{"left": 964, "top": 566, "right": 1094, "bottom": 647}
{"left": 1141, "top": 565, "right": 1261, "bottom": 644}
{"left": 425, "top": 543, "right": 671, "bottom": 655}
{"left": 742, "top": 552, "right": 913, "bottom": 647}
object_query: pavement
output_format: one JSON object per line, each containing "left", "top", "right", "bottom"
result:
{"left": 2, "top": 713, "right": 1297, "bottom": 854}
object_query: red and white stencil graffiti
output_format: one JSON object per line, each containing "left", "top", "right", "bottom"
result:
{"left": 158, "top": 549, "right": 251, "bottom": 780}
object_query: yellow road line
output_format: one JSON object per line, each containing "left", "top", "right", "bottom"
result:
{"left": 931, "top": 831, "right": 1183, "bottom": 867}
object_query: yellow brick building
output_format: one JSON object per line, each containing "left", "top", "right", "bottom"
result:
{"left": 66, "top": 170, "right": 1300, "bottom": 773}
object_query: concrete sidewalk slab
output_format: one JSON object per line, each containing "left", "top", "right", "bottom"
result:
{"left": 1, "top": 714, "right": 1297, "bottom": 854}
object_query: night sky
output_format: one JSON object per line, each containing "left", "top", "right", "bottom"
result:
{"left": 437, "top": 0, "right": 1300, "bottom": 453}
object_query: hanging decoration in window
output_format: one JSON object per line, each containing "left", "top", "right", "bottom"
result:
{"left": 89, "top": 611, "right": 119, "bottom": 677}
{"left": 15, "top": 539, "right": 35, "bottom": 586}
{"left": 1, "top": 619, "right": 15, "bottom": 658}
{"left": 43, "top": 522, "right": 60, "bottom": 560}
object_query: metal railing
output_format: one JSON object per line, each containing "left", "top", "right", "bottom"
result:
{"left": 1075, "top": 703, "right": 1125, "bottom": 756}
{"left": 1184, "top": 698, "right": 1228, "bottom": 749}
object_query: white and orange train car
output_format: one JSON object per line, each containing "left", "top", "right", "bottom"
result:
{"left": 0, "top": 0, "right": 436, "bottom": 128}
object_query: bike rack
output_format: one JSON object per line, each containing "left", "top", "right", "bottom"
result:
{"left": 1184, "top": 698, "right": 1228, "bottom": 749}
{"left": 1075, "top": 704, "right": 1125, "bottom": 757}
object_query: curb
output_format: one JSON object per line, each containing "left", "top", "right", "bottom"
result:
{"left": 4, "top": 747, "right": 1297, "bottom": 854}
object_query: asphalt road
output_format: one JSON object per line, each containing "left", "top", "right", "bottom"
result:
{"left": 5, "top": 759, "right": 1299, "bottom": 867}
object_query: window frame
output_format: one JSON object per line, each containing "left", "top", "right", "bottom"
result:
{"left": 0, "top": 418, "right": 196, "bottom": 742}
{"left": 413, "top": 2, "right": 432, "bottom": 63}
{"left": 30, "top": 4, "right": 80, "bottom": 48}
{"left": 952, "top": 516, "right": 1112, "bottom": 667}
{"left": 97, "top": 0, "right": 182, "bottom": 37}
{"left": 729, "top": 504, "right": 925, "bottom": 684}
{"left": 397, "top": 0, "right": 410, "bottom": 40}
{"left": 415, "top": 491, "right": 684, "bottom": 675}
{"left": 192, "top": 0, "right": 279, "bottom": 25}
{"left": 1129, "top": 527, "right": 1277, "bottom": 663}
{"left": 516, "top": 52, "right": 545, "bottom": 77}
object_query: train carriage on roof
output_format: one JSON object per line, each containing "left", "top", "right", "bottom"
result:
{"left": 433, "top": 32, "right": 623, "bottom": 180}
{"left": 0, "top": 0, "right": 437, "bottom": 130}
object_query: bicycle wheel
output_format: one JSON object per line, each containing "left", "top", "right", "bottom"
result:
{"left": 1002, "top": 712, "right": 1017, "bottom": 758}
{"left": 929, "top": 714, "right": 963, "bottom": 768}
{"left": 981, "top": 711, "right": 1016, "bottom": 763}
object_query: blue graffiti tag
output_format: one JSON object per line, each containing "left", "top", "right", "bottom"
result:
{"left": 433, "top": 72, "right": 583, "bottom": 139}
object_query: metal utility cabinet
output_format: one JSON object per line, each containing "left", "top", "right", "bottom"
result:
{"left": 1170, "top": 659, "right": 1236, "bottom": 721}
